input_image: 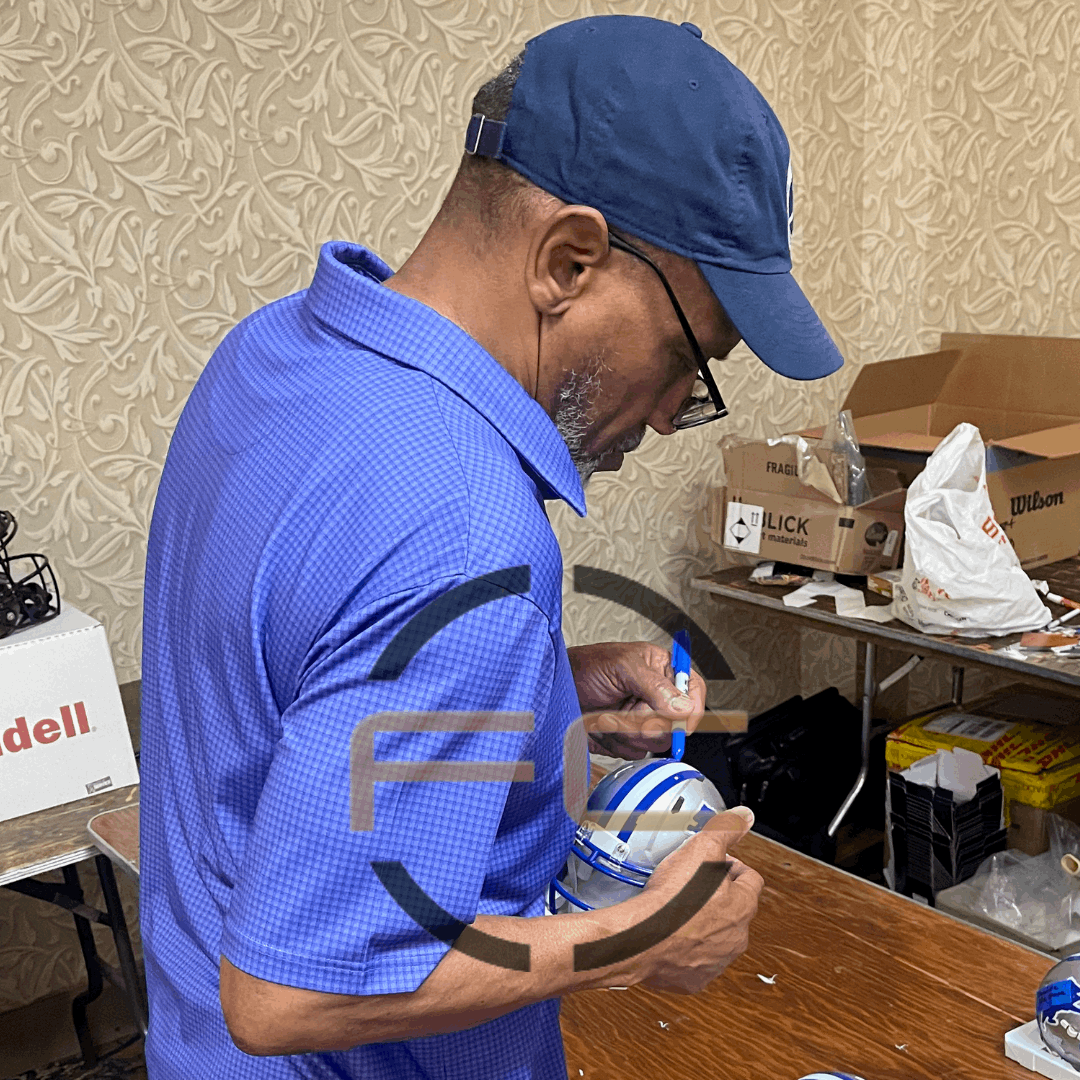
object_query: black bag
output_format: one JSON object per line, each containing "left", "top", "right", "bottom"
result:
{"left": 685, "top": 688, "right": 874, "bottom": 861}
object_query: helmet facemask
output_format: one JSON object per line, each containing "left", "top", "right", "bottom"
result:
{"left": 0, "top": 510, "right": 61, "bottom": 639}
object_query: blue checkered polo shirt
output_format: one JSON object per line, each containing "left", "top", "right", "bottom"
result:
{"left": 140, "top": 241, "right": 588, "bottom": 1078}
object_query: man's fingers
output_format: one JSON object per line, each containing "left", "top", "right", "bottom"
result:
{"left": 684, "top": 671, "right": 707, "bottom": 735}
{"left": 587, "top": 735, "right": 650, "bottom": 760}
{"left": 634, "top": 672, "right": 697, "bottom": 717}
{"left": 727, "top": 861, "right": 765, "bottom": 905}
{"left": 584, "top": 708, "right": 673, "bottom": 742}
{"left": 623, "top": 699, "right": 671, "bottom": 742}
{"left": 695, "top": 806, "right": 755, "bottom": 855}
{"left": 583, "top": 703, "right": 701, "bottom": 743}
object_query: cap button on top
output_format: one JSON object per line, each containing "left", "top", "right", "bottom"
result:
{"left": 680, "top": 21, "right": 703, "bottom": 38}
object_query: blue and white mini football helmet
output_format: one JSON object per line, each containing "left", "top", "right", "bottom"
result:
{"left": 547, "top": 757, "right": 725, "bottom": 915}
{"left": 797, "top": 1074, "right": 868, "bottom": 1079}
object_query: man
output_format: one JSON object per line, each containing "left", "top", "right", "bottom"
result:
{"left": 140, "top": 14, "right": 842, "bottom": 1080}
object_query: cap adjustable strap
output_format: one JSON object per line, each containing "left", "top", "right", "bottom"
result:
{"left": 464, "top": 113, "right": 506, "bottom": 157}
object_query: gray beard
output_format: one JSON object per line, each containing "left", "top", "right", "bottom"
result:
{"left": 552, "top": 362, "right": 605, "bottom": 486}
{"left": 552, "top": 359, "right": 644, "bottom": 486}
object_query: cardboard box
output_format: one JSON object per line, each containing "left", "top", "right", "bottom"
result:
{"left": 886, "top": 684, "right": 1080, "bottom": 854}
{"left": 0, "top": 605, "right": 139, "bottom": 823}
{"left": 887, "top": 764, "right": 1006, "bottom": 904}
{"left": 868, "top": 569, "right": 902, "bottom": 598}
{"left": 817, "top": 333, "right": 1080, "bottom": 568}
{"left": 711, "top": 437, "right": 906, "bottom": 574}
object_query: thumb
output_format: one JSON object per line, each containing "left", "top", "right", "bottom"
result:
{"left": 696, "top": 806, "right": 755, "bottom": 854}
{"left": 647, "top": 806, "right": 755, "bottom": 893}
{"left": 648, "top": 807, "right": 760, "bottom": 889}
{"left": 635, "top": 673, "right": 694, "bottom": 716}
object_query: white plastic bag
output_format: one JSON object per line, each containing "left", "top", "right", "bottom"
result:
{"left": 894, "top": 423, "right": 1050, "bottom": 636}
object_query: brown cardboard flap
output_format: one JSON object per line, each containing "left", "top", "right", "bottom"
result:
{"left": 850, "top": 406, "right": 934, "bottom": 440}
{"left": 941, "top": 331, "right": 1080, "bottom": 359}
{"left": 992, "top": 420, "right": 1080, "bottom": 458}
{"left": 859, "top": 488, "right": 907, "bottom": 511}
{"left": 721, "top": 438, "right": 844, "bottom": 504}
{"left": 841, "top": 350, "right": 962, "bottom": 418}
{"left": 938, "top": 333, "right": 1080, "bottom": 418}
{"left": 928, "top": 402, "right": 1080, "bottom": 442}
{"left": 859, "top": 431, "right": 945, "bottom": 452}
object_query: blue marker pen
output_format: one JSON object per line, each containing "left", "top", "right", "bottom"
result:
{"left": 670, "top": 629, "right": 691, "bottom": 761}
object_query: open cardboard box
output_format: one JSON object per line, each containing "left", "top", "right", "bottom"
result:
{"left": 808, "top": 333, "right": 1080, "bottom": 568}
{"left": 886, "top": 683, "right": 1080, "bottom": 856}
{"left": 711, "top": 437, "right": 906, "bottom": 574}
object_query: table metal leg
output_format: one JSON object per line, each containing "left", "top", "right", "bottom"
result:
{"left": 828, "top": 642, "right": 877, "bottom": 838}
{"left": 828, "top": 647, "right": 925, "bottom": 838}
{"left": 952, "top": 666, "right": 965, "bottom": 705}
{"left": 95, "top": 853, "right": 148, "bottom": 1036}
{"left": 63, "top": 864, "right": 104, "bottom": 1068}
{"left": 4, "top": 858, "right": 147, "bottom": 1064}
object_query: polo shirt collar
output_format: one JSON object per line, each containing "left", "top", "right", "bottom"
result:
{"left": 305, "top": 241, "right": 586, "bottom": 517}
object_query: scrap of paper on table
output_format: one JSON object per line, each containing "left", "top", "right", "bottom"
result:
{"left": 781, "top": 580, "right": 897, "bottom": 623}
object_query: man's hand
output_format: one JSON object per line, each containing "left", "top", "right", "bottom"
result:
{"left": 568, "top": 640, "right": 706, "bottom": 759}
{"left": 637, "top": 806, "right": 762, "bottom": 994}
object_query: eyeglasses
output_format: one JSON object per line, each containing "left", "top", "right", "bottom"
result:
{"left": 607, "top": 233, "right": 728, "bottom": 429}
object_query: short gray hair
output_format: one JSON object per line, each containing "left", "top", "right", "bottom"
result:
{"left": 470, "top": 49, "right": 525, "bottom": 123}
{"left": 441, "top": 49, "right": 559, "bottom": 234}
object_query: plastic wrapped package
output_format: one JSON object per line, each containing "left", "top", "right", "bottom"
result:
{"left": 1050, "top": 813, "right": 1080, "bottom": 867}
{"left": 972, "top": 813, "right": 1080, "bottom": 952}
{"left": 718, "top": 421, "right": 869, "bottom": 508}
{"left": 819, "top": 408, "right": 870, "bottom": 506}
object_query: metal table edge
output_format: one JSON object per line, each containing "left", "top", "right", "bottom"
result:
{"left": 0, "top": 844, "right": 100, "bottom": 887}
{"left": 690, "top": 575, "right": 1080, "bottom": 693}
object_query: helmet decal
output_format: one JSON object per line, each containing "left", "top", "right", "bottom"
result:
{"left": 547, "top": 756, "right": 726, "bottom": 916}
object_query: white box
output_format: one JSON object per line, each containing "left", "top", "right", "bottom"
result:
{"left": 1006, "top": 1019, "right": 1080, "bottom": 1078}
{"left": 0, "top": 605, "right": 139, "bottom": 823}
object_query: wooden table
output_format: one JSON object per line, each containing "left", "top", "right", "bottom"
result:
{"left": 0, "top": 784, "right": 139, "bottom": 887}
{"left": 0, "top": 785, "right": 146, "bottom": 1064}
{"left": 561, "top": 831, "right": 1048, "bottom": 1080}
{"left": 87, "top": 803, "right": 140, "bottom": 879}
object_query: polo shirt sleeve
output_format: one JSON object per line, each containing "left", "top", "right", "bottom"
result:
{"left": 219, "top": 576, "right": 558, "bottom": 997}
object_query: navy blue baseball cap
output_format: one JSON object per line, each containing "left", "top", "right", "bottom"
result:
{"left": 464, "top": 15, "right": 843, "bottom": 381}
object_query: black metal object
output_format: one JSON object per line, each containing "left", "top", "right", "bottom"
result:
{"left": 3, "top": 857, "right": 147, "bottom": 1066}
{"left": 65, "top": 864, "right": 104, "bottom": 1065}
{"left": 0, "top": 508, "right": 61, "bottom": 638}
{"left": 95, "top": 854, "right": 148, "bottom": 1035}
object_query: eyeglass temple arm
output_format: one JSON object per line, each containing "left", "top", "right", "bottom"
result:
{"left": 606, "top": 235, "right": 727, "bottom": 417}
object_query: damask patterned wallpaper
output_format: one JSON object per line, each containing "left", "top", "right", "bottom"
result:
{"left": 1, "top": 0, "right": 1078, "bottom": 1014}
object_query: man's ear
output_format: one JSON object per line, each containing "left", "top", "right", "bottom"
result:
{"left": 524, "top": 206, "right": 612, "bottom": 317}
